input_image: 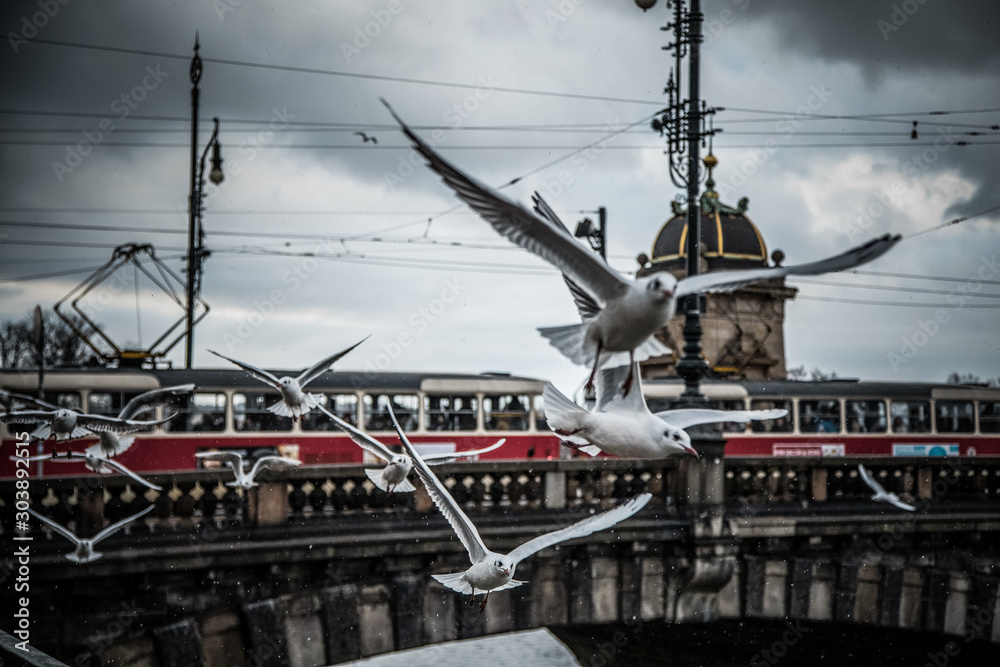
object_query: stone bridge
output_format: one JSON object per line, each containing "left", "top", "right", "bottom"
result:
{"left": 1, "top": 450, "right": 999, "bottom": 666}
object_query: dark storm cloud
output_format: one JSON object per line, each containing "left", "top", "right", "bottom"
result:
{"left": 722, "top": 0, "right": 1000, "bottom": 78}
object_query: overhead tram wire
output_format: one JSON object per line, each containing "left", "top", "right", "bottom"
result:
{"left": 26, "top": 37, "right": 663, "bottom": 107}
{"left": 720, "top": 106, "right": 1000, "bottom": 131}
{"left": 902, "top": 202, "right": 1000, "bottom": 240}
{"left": 796, "top": 296, "right": 1000, "bottom": 309}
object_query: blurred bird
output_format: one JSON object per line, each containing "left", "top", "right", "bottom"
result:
{"left": 13, "top": 451, "right": 162, "bottom": 491}
{"left": 388, "top": 401, "right": 649, "bottom": 612}
{"left": 195, "top": 451, "right": 300, "bottom": 490}
{"left": 354, "top": 131, "right": 378, "bottom": 144}
{"left": 384, "top": 99, "right": 901, "bottom": 396}
{"left": 0, "top": 407, "right": 171, "bottom": 447}
{"left": 86, "top": 384, "right": 195, "bottom": 460}
{"left": 319, "top": 405, "right": 506, "bottom": 493}
{"left": 28, "top": 505, "right": 154, "bottom": 564}
{"left": 208, "top": 337, "right": 368, "bottom": 421}
{"left": 543, "top": 362, "right": 787, "bottom": 458}
{"left": 857, "top": 464, "right": 916, "bottom": 511}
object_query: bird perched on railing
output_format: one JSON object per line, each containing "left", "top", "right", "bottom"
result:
{"left": 543, "top": 361, "right": 787, "bottom": 459}
{"left": 383, "top": 99, "right": 901, "bottom": 397}
{"left": 28, "top": 505, "right": 154, "bottom": 563}
{"left": 208, "top": 336, "right": 368, "bottom": 421}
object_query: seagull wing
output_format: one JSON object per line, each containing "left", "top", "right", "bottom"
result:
{"left": 100, "top": 458, "right": 162, "bottom": 491}
{"left": 76, "top": 413, "right": 171, "bottom": 434}
{"left": 91, "top": 505, "right": 155, "bottom": 545}
{"left": 388, "top": 402, "right": 489, "bottom": 564}
{"left": 384, "top": 99, "right": 630, "bottom": 305}
{"left": 857, "top": 465, "right": 888, "bottom": 495}
{"left": 248, "top": 456, "right": 301, "bottom": 481}
{"left": 423, "top": 438, "right": 507, "bottom": 463}
{"left": 295, "top": 336, "right": 370, "bottom": 386}
{"left": 207, "top": 350, "right": 281, "bottom": 387}
{"left": 117, "top": 384, "right": 196, "bottom": 421}
{"left": 318, "top": 405, "right": 395, "bottom": 462}
{"left": 1, "top": 390, "right": 60, "bottom": 412}
{"left": 0, "top": 410, "right": 55, "bottom": 424}
{"left": 196, "top": 450, "right": 245, "bottom": 474}
{"left": 28, "top": 508, "right": 82, "bottom": 546}
{"left": 595, "top": 362, "right": 647, "bottom": 414}
{"left": 887, "top": 496, "right": 916, "bottom": 511}
{"left": 508, "top": 493, "right": 650, "bottom": 565}
{"left": 654, "top": 408, "right": 789, "bottom": 429}
{"left": 674, "top": 234, "right": 901, "bottom": 298}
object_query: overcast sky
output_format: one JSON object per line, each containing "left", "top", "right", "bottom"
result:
{"left": 1, "top": 0, "right": 998, "bottom": 391}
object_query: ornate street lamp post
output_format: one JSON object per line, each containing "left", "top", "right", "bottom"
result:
{"left": 185, "top": 35, "right": 223, "bottom": 369}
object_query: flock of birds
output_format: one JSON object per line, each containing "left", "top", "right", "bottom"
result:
{"left": 2, "top": 101, "right": 911, "bottom": 607}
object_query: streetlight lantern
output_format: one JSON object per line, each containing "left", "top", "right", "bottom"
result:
{"left": 209, "top": 129, "right": 224, "bottom": 185}
{"left": 635, "top": 0, "right": 658, "bottom": 12}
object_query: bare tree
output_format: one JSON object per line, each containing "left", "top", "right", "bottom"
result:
{"left": 787, "top": 365, "right": 839, "bottom": 381}
{"left": 947, "top": 372, "right": 999, "bottom": 387}
{"left": 0, "top": 309, "right": 102, "bottom": 369}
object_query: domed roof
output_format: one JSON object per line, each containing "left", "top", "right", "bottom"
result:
{"left": 650, "top": 160, "right": 768, "bottom": 271}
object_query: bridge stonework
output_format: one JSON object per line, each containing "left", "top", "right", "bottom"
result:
{"left": 1, "top": 456, "right": 998, "bottom": 666}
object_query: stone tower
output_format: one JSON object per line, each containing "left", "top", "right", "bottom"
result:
{"left": 637, "top": 154, "right": 796, "bottom": 380}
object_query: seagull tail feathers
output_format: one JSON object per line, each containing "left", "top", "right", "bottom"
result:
{"left": 364, "top": 468, "right": 391, "bottom": 491}
{"left": 537, "top": 323, "right": 592, "bottom": 366}
{"left": 394, "top": 477, "right": 416, "bottom": 493}
{"left": 267, "top": 401, "right": 294, "bottom": 418}
{"left": 542, "top": 384, "right": 588, "bottom": 437}
{"left": 630, "top": 335, "right": 671, "bottom": 364}
{"left": 432, "top": 572, "right": 473, "bottom": 594}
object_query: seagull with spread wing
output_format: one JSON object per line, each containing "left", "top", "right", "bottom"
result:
{"left": 0, "top": 406, "right": 172, "bottom": 446}
{"left": 319, "top": 405, "right": 506, "bottom": 494}
{"left": 195, "top": 451, "right": 301, "bottom": 490}
{"left": 85, "top": 384, "right": 195, "bottom": 460}
{"left": 208, "top": 337, "right": 368, "bottom": 421}
{"left": 857, "top": 464, "right": 916, "bottom": 511}
{"left": 543, "top": 361, "right": 787, "bottom": 459}
{"left": 13, "top": 451, "right": 162, "bottom": 491}
{"left": 383, "top": 100, "right": 901, "bottom": 396}
{"left": 385, "top": 402, "right": 650, "bottom": 612}
{"left": 28, "top": 505, "right": 154, "bottom": 563}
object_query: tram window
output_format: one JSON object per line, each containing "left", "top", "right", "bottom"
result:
{"left": 980, "top": 402, "right": 1000, "bottom": 434}
{"left": 846, "top": 400, "right": 887, "bottom": 433}
{"left": 233, "top": 393, "right": 292, "bottom": 432}
{"left": 364, "top": 394, "right": 418, "bottom": 432}
{"left": 163, "top": 392, "right": 226, "bottom": 432}
{"left": 301, "top": 394, "right": 358, "bottom": 431}
{"left": 425, "top": 394, "right": 478, "bottom": 431}
{"left": 712, "top": 400, "right": 749, "bottom": 433}
{"left": 935, "top": 401, "right": 974, "bottom": 433}
{"left": 890, "top": 400, "right": 931, "bottom": 433}
{"left": 798, "top": 400, "right": 840, "bottom": 433}
{"left": 533, "top": 395, "right": 547, "bottom": 431}
{"left": 484, "top": 394, "right": 529, "bottom": 431}
{"left": 42, "top": 391, "right": 81, "bottom": 410}
{"left": 88, "top": 391, "right": 146, "bottom": 416}
{"left": 749, "top": 399, "right": 793, "bottom": 433}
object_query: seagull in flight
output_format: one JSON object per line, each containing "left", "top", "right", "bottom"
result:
{"left": 195, "top": 451, "right": 301, "bottom": 490}
{"left": 319, "top": 405, "right": 506, "bottom": 494}
{"left": 28, "top": 505, "right": 154, "bottom": 563}
{"left": 383, "top": 99, "right": 901, "bottom": 396}
{"left": 354, "top": 131, "right": 378, "bottom": 144}
{"left": 13, "top": 451, "right": 162, "bottom": 491}
{"left": 543, "top": 361, "right": 787, "bottom": 459}
{"left": 857, "top": 464, "right": 915, "bottom": 511}
{"left": 386, "top": 402, "right": 650, "bottom": 612}
{"left": 86, "top": 384, "right": 195, "bottom": 460}
{"left": 0, "top": 405, "right": 171, "bottom": 446}
{"left": 208, "top": 337, "right": 368, "bottom": 421}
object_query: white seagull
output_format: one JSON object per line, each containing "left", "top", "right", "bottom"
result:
{"left": 195, "top": 451, "right": 301, "bottom": 490}
{"left": 13, "top": 451, "right": 162, "bottom": 491}
{"left": 383, "top": 100, "right": 901, "bottom": 395}
{"left": 28, "top": 505, "right": 154, "bottom": 563}
{"left": 319, "top": 405, "right": 507, "bottom": 494}
{"left": 0, "top": 407, "right": 172, "bottom": 446}
{"left": 208, "top": 337, "right": 368, "bottom": 421}
{"left": 857, "top": 464, "right": 916, "bottom": 511}
{"left": 86, "top": 384, "right": 195, "bottom": 460}
{"left": 543, "top": 362, "right": 788, "bottom": 459}
{"left": 386, "top": 402, "right": 650, "bottom": 612}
